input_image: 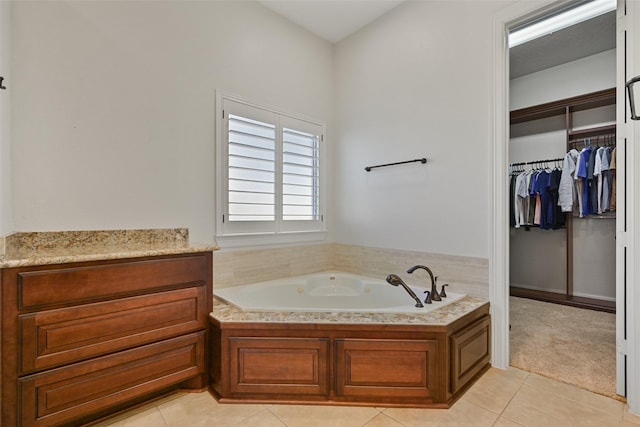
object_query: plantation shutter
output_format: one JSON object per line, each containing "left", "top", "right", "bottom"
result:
{"left": 227, "top": 114, "right": 276, "bottom": 222}
{"left": 282, "top": 128, "right": 320, "bottom": 221}
{"left": 220, "top": 97, "right": 324, "bottom": 236}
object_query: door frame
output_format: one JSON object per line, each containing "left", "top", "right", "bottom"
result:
{"left": 489, "top": 0, "right": 637, "bottom": 411}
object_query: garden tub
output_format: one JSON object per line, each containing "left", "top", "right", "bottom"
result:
{"left": 213, "top": 271, "right": 466, "bottom": 313}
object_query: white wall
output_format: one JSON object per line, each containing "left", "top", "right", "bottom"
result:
{"left": 510, "top": 49, "right": 616, "bottom": 109}
{"left": 0, "top": 0, "right": 11, "bottom": 238}
{"left": 10, "top": 1, "right": 333, "bottom": 244}
{"left": 332, "top": 0, "right": 509, "bottom": 258}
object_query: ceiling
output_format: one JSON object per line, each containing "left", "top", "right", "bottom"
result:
{"left": 509, "top": 11, "right": 616, "bottom": 79}
{"left": 258, "top": 1, "right": 616, "bottom": 79}
{"left": 258, "top": 0, "right": 405, "bottom": 43}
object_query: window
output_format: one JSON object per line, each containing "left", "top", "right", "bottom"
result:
{"left": 216, "top": 93, "right": 326, "bottom": 245}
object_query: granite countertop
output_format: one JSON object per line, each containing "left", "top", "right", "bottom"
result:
{"left": 211, "top": 295, "right": 489, "bottom": 326}
{"left": 0, "top": 229, "right": 219, "bottom": 268}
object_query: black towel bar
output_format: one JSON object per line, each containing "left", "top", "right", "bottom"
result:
{"left": 365, "top": 158, "right": 427, "bottom": 172}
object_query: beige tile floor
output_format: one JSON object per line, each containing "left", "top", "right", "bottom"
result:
{"left": 96, "top": 368, "right": 640, "bottom": 427}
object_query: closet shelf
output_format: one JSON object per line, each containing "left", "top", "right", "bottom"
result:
{"left": 510, "top": 87, "right": 616, "bottom": 125}
{"left": 568, "top": 124, "right": 616, "bottom": 140}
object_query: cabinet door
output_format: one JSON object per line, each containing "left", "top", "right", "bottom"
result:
{"left": 19, "top": 332, "right": 205, "bottom": 427}
{"left": 450, "top": 314, "right": 491, "bottom": 394}
{"left": 228, "top": 337, "right": 329, "bottom": 396}
{"left": 335, "top": 339, "right": 438, "bottom": 399}
{"left": 19, "top": 286, "right": 207, "bottom": 374}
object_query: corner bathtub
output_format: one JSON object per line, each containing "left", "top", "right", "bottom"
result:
{"left": 213, "top": 271, "right": 465, "bottom": 313}
{"left": 209, "top": 271, "right": 491, "bottom": 408}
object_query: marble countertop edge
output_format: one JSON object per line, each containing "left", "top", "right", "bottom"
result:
{"left": 0, "top": 229, "right": 219, "bottom": 268}
{"left": 0, "top": 243, "right": 219, "bottom": 268}
{"left": 210, "top": 295, "right": 489, "bottom": 326}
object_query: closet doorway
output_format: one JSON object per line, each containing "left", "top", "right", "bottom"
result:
{"left": 507, "top": 2, "right": 619, "bottom": 398}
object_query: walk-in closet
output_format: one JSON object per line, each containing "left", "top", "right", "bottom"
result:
{"left": 510, "top": 88, "right": 616, "bottom": 313}
{"left": 508, "top": 2, "right": 618, "bottom": 398}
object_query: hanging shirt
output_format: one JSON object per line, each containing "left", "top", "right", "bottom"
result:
{"left": 558, "top": 149, "right": 579, "bottom": 212}
{"left": 610, "top": 148, "right": 617, "bottom": 211}
{"left": 534, "top": 170, "right": 553, "bottom": 229}
{"left": 576, "top": 147, "right": 592, "bottom": 217}
{"left": 594, "top": 147, "right": 605, "bottom": 214}
{"left": 531, "top": 172, "right": 542, "bottom": 225}
{"left": 514, "top": 172, "right": 528, "bottom": 228}
{"left": 602, "top": 147, "right": 613, "bottom": 212}
{"left": 587, "top": 147, "right": 598, "bottom": 215}
{"left": 549, "top": 169, "right": 565, "bottom": 228}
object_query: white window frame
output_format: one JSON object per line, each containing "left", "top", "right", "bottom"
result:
{"left": 215, "top": 91, "right": 327, "bottom": 248}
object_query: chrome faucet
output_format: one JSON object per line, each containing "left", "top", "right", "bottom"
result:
{"left": 386, "top": 274, "right": 423, "bottom": 307}
{"left": 406, "top": 265, "right": 441, "bottom": 301}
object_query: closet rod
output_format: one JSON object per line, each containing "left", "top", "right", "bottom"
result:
{"left": 510, "top": 157, "right": 564, "bottom": 167}
{"left": 364, "top": 157, "right": 427, "bottom": 172}
{"left": 568, "top": 134, "right": 616, "bottom": 146}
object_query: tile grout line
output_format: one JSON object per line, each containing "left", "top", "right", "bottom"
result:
{"left": 490, "top": 371, "right": 530, "bottom": 425}
{"left": 155, "top": 404, "right": 171, "bottom": 427}
{"left": 265, "top": 405, "right": 291, "bottom": 427}
{"left": 523, "top": 373, "right": 627, "bottom": 420}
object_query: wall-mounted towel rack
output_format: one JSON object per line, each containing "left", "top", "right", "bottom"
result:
{"left": 365, "top": 157, "right": 427, "bottom": 172}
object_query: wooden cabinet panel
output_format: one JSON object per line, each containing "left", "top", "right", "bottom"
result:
{"left": 17, "top": 254, "right": 209, "bottom": 310}
{"left": 19, "top": 286, "right": 206, "bottom": 374}
{"left": 450, "top": 315, "right": 491, "bottom": 394}
{"left": 19, "top": 332, "right": 205, "bottom": 427}
{"left": 229, "top": 337, "right": 328, "bottom": 396}
{"left": 211, "top": 304, "right": 490, "bottom": 407}
{"left": 2, "top": 251, "right": 213, "bottom": 427}
{"left": 335, "top": 339, "right": 437, "bottom": 399}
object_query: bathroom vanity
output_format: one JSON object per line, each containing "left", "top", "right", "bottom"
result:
{"left": 0, "top": 230, "right": 215, "bottom": 427}
{"left": 209, "top": 296, "right": 490, "bottom": 408}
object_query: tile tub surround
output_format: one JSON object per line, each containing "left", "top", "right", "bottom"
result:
{"left": 213, "top": 243, "right": 488, "bottom": 298}
{"left": 0, "top": 228, "right": 219, "bottom": 268}
{"left": 213, "top": 243, "right": 333, "bottom": 289}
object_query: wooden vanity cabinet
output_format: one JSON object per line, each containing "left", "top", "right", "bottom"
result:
{"left": 1, "top": 252, "right": 213, "bottom": 427}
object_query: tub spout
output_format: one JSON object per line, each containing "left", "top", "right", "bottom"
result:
{"left": 386, "top": 274, "right": 424, "bottom": 308}
{"left": 406, "top": 265, "right": 441, "bottom": 301}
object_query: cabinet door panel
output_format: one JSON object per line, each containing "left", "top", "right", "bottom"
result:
{"left": 19, "top": 332, "right": 205, "bottom": 427}
{"left": 19, "top": 286, "right": 206, "bottom": 373}
{"left": 18, "top": 255, "right": 208, "bottom": 309}
{"left": 229, "top": 337, "right": 328, "bottom": 396}
{"left": 450, "top": 315, "right": 491, "bottom": 393}
{"left": 335, "top": 339, "right": 437, "bottom": 399}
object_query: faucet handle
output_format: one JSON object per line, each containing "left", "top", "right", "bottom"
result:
{"left": 440, "top": 284, "right": 449, "bottom": 298}
{"left": 423, "top": 290, "right": 433, "bottom": 304}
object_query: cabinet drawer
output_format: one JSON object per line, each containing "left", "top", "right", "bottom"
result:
{"left": 17, "top": 254, "right": 209, "bottom": 310}
{"left": 19, "top": 286, "right": 207, "bottom": 374}
{"left": 19, "top": 332, "right": 205, "bottom": 427}
{"left": 229, "top": 337, "right": 329, "bottom": 396}
{"left": 335, "top": 339, "right": 437, "bottom": 399}
{"left": 450, "top": 314, "right": 491, "bottom": 393}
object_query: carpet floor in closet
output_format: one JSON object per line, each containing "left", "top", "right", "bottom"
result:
{"left": 509, "top": 296, "right": 618, "bottom": 399}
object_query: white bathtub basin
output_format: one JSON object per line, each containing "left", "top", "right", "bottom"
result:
{"left": 214, "top": 271, "right": 465, "bottom": 313}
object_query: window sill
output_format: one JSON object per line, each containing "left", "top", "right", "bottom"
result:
{"left": 215, "top": 230, "right": 328, "bottom": 249}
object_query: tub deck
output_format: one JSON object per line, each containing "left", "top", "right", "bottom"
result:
{"left": 209, "top": 295, "right": 490, "bottom": 408}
